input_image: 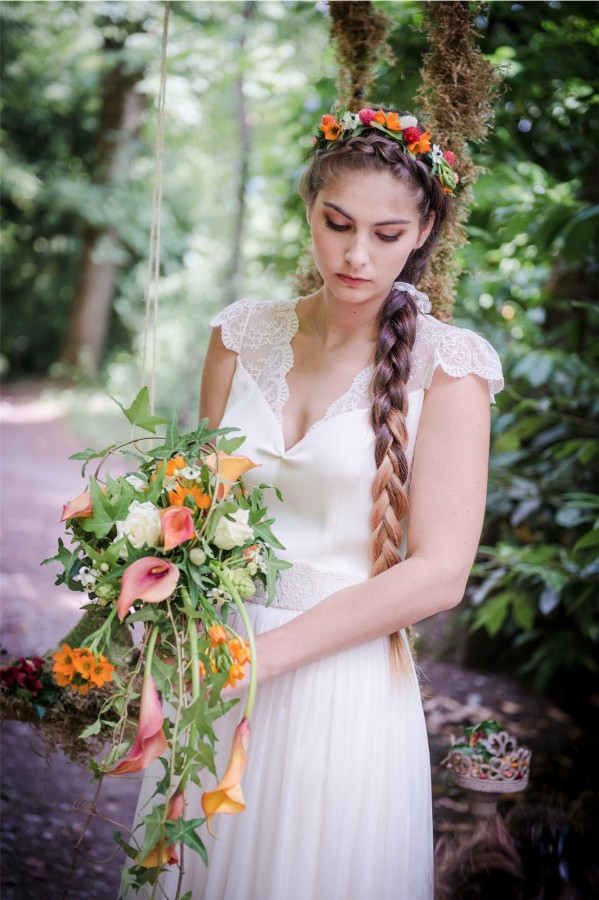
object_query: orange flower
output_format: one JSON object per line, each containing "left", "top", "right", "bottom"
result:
{"left": 88, "top": 655, "right": 115, "bottom": 688}
{"left": 384, "top": 111, "right": 402, "bottom": 132}
{"left": 138, "top": 791, "right": 185, "bottom": 868}
{"left": 72, "top": 647, "right": 94, "bottom": 681}
{"left": 228, "top": 638, "right": 250, "bottom": 666}
{"left": 53, "top": 644, "right": 77, "bottom": 680}
{"left": 61, "top": 491, "right": 93, "bottom": 522}
{"left": 204, "top": 452, "right": 258, "bottom": 499}
{"left": 153, "top": 455, "right": 186, "bottom": 482}
{"left": 168, "top": 485, "right": 211, "bottom": 509}
{"left": 208, "top": 625, "right": 228, "bottom": 647}
{"left": 408, "top": 130, "right": 432, "bottom": 154}
{"left": 201, "top": 717, "right": 250, "bottom": 835}
{"left": 319, "top": 114, "right": 341, "bottom": 141}
{"left": 372, "top": 108, "right": 387, "bottom": 125}
{"left": 224, "top": 663, "right": 246, "bottom": 690}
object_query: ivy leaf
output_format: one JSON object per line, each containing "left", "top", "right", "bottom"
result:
{"left": 112, "top": 387, "right": 169, "bottom": 434}
{"left": 70, "top": 444, "right": 119, "bottom": 477}
{"left": 218, "top": 435, "right": 246, "bottom": 454}
{"left": 164, "top": 818, "right": 208, "bottom": 864}
{"left": 80, "top": 478, "right": 118, "bottom": 539}
{"left": 79, "top": 718, "right": 103, "bottom": 739}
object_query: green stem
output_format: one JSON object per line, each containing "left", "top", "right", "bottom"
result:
{"left": 211, "top": 563, "right": 257, "bottom": 722}
{"left": 84, "top": 606, "right": 118, "bottom": 656}
{"left": 145, "top": 623, "right": 160, "bottom": 680}
{"left": 179, "top": 586, "right": 200, "bottom": 793}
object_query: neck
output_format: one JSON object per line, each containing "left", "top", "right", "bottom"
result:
{"left": 301, "top": 286, "right": 386, "bottom": 348}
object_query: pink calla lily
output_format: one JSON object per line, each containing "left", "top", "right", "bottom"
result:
{"left": 138, "top": 790, "right": 186, "bottom": 868}
{"left": 61, "top": 490, "right": 93, "bottom": 521}
{"left": 160, "top": 506, "right": 195, "bottom": 552}
{"left": 201, "top": 717, "right": 250, "bottom": 835}
{"left": 117, "top": 557, "right": 180, "bottom": 621}
{"left": 108, "top": 675, "right": 167, "bottom": 775}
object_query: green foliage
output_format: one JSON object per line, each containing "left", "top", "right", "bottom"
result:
{"left": 449, "top": 2, "right": 599, "bottom": 692}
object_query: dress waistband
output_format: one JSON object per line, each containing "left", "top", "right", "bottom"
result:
{"left": 249, "top": 561, "right": 366, "bottom": 612}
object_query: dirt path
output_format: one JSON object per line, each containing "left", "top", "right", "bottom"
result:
{"left": 1, "top": 383, "right": 595, "bottom": 899}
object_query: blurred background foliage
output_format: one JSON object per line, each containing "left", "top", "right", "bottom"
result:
{"left": 1, "top": 0, "right": 597, "bottom": 700}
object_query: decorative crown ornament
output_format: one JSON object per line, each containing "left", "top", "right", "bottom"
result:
{"left": 443, "top": 719, "right": 532, "bottom": 794}
{"left": 310, "top": 106, "right": 459, "bottom": 196}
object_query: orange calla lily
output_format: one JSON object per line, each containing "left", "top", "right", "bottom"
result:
{"left": 160, "top": 506, "right": 195, "bottom": 552}
{"left": 117, "top": 557, "right": 180, "bottom": 621}
{"left": 108, "top": 675, "right": 167, "bottom": 775}
{"left": 138, "top": 790, "right": 186, "bottom": 868}
{"left": 201, "top": 717, "right": 250, "bottom": 835}
{"left": 204, "top": 452, "right": 259, "bottom": 499}
{"left": 61, "top": 490, "right": 93, "bottom": 521}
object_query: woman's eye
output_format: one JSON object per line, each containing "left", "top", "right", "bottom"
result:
{"left": 324, "top": 218, "right": 350, "bottom": 232}
{"left": 377, "top": 233, "right": 400, "bottom": 243}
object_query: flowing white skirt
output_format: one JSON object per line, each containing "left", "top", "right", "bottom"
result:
{"left": 127, "top": 574, "right": 433, "bottom": 900}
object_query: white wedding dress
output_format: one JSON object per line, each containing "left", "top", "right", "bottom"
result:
{"left": 128, "top": 291, "right": 503, "bottom": 900}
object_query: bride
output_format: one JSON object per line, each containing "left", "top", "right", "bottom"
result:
{"left": 129, "top": 105, "right": 503, "bottom": 899}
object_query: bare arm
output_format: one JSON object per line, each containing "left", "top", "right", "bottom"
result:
{"left": 256, "top": 367, "right": 491, "bottom": 681}
{"left": 199, "top": 327, "right": 237, "bottom": 427}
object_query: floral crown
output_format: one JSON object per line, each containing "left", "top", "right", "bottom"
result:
{"left": 311, "top": 107, "right": 459, "bottom": 197}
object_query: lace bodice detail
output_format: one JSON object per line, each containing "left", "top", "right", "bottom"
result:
{"left": 210, "top": 295, "right": 504, "bottom": 427}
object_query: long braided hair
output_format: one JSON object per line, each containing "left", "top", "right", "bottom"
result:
{"left": 300, "top": 132, "right": 452, "bottom": 675}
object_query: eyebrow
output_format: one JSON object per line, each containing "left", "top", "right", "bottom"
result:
{"left": 323, "top": 201, "right": 411, "bottom": 226}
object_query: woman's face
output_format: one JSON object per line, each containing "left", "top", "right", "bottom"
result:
{"left": 307, "top": 169, "right": 434, "bottom": 309}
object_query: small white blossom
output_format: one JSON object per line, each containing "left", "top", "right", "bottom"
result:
{"left": 99, "top": 562, "right": 110, "bottom": 573}
{"left": 180, "top": 466, "right": 202, "bottom": 482}
{"left": 73, "top": 565, "right": 101, "bottom": 590}
{"left": 207, "top": 586, "right": 232, "bottom": 604}
{"left": 431, "top": 144, "right": 443, "bottom": 164}
{"left": 163, "top": 474, "right": 179, "bottom": 491}
{"left": 125, "top": 474, "right": 147, "bottom": 491}
{"left": 341, "top": 111, "right": 360, "bottom": 130}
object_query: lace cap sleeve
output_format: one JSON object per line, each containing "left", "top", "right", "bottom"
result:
{"left": 209, "top": 297, "right": 255, "bottom": 354}
{"left": 413, "top": 315, "right": 504, "bottom": 402}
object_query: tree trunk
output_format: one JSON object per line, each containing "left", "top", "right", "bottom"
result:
{"left": 223, "top": 1, "right": 255, "bottom": 307}
{"left": 61, "top": 43, "right": 144, "bottom": 374}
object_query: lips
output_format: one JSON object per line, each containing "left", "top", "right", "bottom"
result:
{"left": 337, "top": 274, "right": 369, "bottom": 286}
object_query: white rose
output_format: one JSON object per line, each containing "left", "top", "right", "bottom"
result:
{"left": 115, "top": 500, "right": 162, "bottom": 549}
{"left": 213, "top": 508, "right": 253, "bottom": 551}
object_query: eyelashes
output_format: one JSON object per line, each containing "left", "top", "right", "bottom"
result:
{"left": 323, "top": 217, "right": 400, "bottom": 243}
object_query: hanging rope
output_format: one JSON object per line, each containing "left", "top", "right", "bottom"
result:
{"left": 141, "top": 0, "right": 170, "bottom": 413}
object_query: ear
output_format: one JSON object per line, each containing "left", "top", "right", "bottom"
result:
{"left": 416, "top": 211, "right": 435, "bottom": 249}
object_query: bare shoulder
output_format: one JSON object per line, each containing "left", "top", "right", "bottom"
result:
{"left": 199, "top": 327, "right": 237, "bottom": 428}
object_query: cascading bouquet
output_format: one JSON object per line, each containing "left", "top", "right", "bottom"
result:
{"left": 42, "top": 387, "right": 291, "bottom": 895}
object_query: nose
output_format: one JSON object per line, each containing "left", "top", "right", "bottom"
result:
{"left": 344, "top": 233, "right": 369, "bottom": 269}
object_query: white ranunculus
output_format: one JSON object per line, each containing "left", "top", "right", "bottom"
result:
{"left": 399, "top": 115, "right": 418, "bottom": 130}
{"left": 115, "top": 500, "right": 162, "bottom": 549}
{"left": 213, "top": 508, "right": 253, "bottom": 551}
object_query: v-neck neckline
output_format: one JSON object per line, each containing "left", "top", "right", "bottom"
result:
{"left": 278, "top": 298, "right": 373, "bottom": 454}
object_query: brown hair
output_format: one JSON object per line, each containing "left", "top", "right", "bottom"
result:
{"left": 300, "top": 131, "right": 452, "bottom": 674}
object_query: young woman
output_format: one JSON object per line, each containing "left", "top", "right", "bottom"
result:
{"left": 133, "top": 107, "right": 503, "bottom": 899}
